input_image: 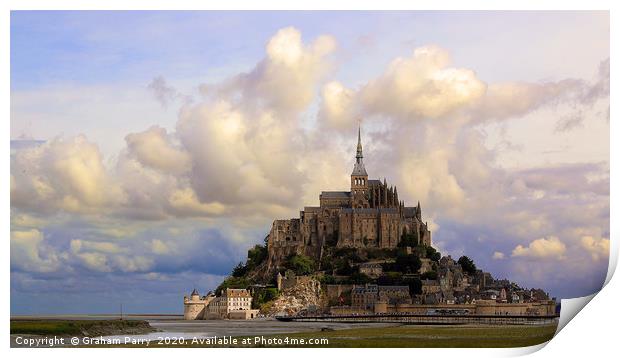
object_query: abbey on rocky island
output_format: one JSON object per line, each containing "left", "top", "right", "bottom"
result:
{"left": 266, "top": 127, "right": 432, "bottom": 271}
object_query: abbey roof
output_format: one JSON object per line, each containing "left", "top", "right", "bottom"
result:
{"left": 320, "top": 191, "right": 351, "bottom": 198}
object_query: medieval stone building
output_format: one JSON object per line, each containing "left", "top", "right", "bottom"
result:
{"left": 266, "top": 128, "right": 432, "bottom": 270}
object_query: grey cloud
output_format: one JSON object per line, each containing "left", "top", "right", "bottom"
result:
{"left": 147, "top": 76, "right": 192, "bottom": 108}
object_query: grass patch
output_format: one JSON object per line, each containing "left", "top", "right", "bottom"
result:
{"left": 283, "top": 324, "right": 559, "bottom": 348}
{"left": 10, "top": 320, "right": 153, "bottom": 337}
{"left": 118, "top": 323, "right": 558, "bottom": 348}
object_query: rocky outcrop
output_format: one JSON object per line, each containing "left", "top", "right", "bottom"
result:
{"left": 263, "top": 277, "right": 323, "bottom": 316}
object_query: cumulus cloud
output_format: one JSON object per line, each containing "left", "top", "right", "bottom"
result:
{"left": 512, "top": 236, "right": 567, "bottom": 259}
{"left": 125, "top": 125, "right": 191, "bottom": 175}
{"left": 176, "top": 100, "right": 303, "bottom": 210}
{"left": 70, "top": 238, "right": 153, "bottom": 273}
{"left": 151, "top": 239, "right": 171, "bottom": 255}
{"left": 167, "top": 188, "right": 227, "bottom": 217}
{"left": 398, "top": 144, "right": 466, "bottom": 212}
{"left": 493, "top": 251, "right": 505, "bottom": 260}
{"left": 360, "top": 46, "right": 487, "bottom": 120}
{"left": 70, "top": 240, "right": 123, "bottom": 254}
{"left": 112, "top": 255, "right": 154, "bottom": 273}
{"left": 470, "top": 80, "right": 583, "bottom": 122}
{"left": 11, "top": 229, "right": 62, "bottom": 273}
{"left": 11, "top": 135, "right": 122, "bottom": 214}
{"left": 213, "top": 26, "right": 336, "bottom": 114}
{"left": 11, "top": 28, "right": 343, "bottom": 289}
{"left": 580, "top": 236, "right": 610, "bottom": 261}
{"left": 74, "top": 251, "right": 111, "bottom": 272}
{"left": 318, "top": 81, "right": 357, "bottom": 129}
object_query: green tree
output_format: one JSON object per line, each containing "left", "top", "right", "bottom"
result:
{"left": 378, "top": 272, "right": 403, "bottom": 285}
{"left": 348, "top": 272, "right": 372, "bottom": 284}
{"left": 252, "top": 287, "right": 279, "bottom": 309}
{"left": 320, "top": 255, "right": 334, "bottom": 272}
{"left": 215, "top": 276, "right": 250, "bottom": 295}
{"left": 425, "top": 246, "right": 441, "bottom": 262}
{"left": 336, "top": 259, "right": 354, "bottom": 276}
{"left": 247, "top": 244, "right": 267, "bottom": 269}
{"left": 367, "top": 248, "right": 397, "bottom": 260}
{"left": 284, "top": 254, "right": 316, "bottom": 275}
{"left": 231, "top": 262, "right": 248, "bottom": 277}
{"left": 398, "top": 232, "right": 419, "bottom": 248}
{"left": 458, "top": 256, "right": 477, "bottom": 275}
{"left": 394, "top": 252, "right": 422, "bottom": 273}
{"left": 403, "top": 276, "right": 422, "bottom": 295}
{"left": 319, "top": 275, "right": 336, "bottom": 285}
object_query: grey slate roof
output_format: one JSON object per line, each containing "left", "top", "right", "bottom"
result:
{"left": 341, "top": 208, "right": 376, "bottom": 213}
{"left": 379, "top": 286, "right": 410, "bottom": 293}
{"left": 320, "top": 191, "right": 351, "bottom": 198}
{"left": 341, "top": 207, "right": 399, "bottom": 214}
{"left": 403, "top": 207, "right": 418, "bottom": 217}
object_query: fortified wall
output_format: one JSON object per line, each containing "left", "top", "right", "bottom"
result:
{"left": 330, "top": 300, "right": 556, "bottom": 316}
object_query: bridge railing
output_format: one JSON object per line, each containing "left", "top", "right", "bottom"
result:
{"left": 277, "top": 313, "right": 559, "bottom": 325}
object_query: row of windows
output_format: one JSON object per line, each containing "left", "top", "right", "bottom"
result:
{"left": 211, "top": 300, "right": 250, "bottom": 306}
{"left": 353, "top": 178, "right": 366, "bottom": 185}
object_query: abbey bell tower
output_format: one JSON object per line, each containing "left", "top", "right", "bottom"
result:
{"left": 351, "top": 126, "right": 369, "bottom": 208}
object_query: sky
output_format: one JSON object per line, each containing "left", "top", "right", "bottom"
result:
{"left": 10, "top": 11, "right": 610, "bottom": 314}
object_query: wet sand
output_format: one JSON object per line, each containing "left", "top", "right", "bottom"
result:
{"left": 149, "top": 318, "right": 399, "bottom": 337}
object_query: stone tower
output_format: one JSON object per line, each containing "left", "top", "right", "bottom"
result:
{"left": 183, "top": 288, "right": 206, "bottom": 320}
{"left": 276, "top": 271, "right": 283, "bottom": 291}
{"left": 351, "top": 126, "right": 369, "bottom": 208}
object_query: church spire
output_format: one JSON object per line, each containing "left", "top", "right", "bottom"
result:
{"left": 351, "top": 124, "right": 367, "bottom": 176}
{"left": 356, "top": 125, "right": 363, "bottom": 161}
{"left": 416, "top": 201, "right": 422, "bottom": 220}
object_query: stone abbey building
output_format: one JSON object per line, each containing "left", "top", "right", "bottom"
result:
{"left": 266, "top": 128, "right": 432, "bottom": 270}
